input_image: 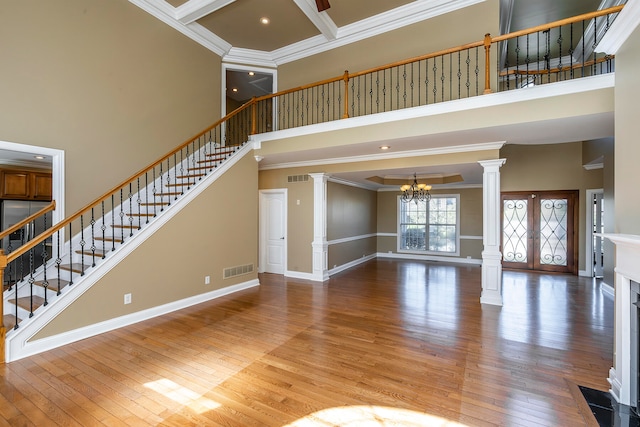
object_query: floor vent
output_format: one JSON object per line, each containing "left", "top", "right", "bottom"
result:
{"left": 223, "top": 263, "right": 254, "bottom": 279}
{"left": 287, "top": 174, "right": 309, "bottom": 183}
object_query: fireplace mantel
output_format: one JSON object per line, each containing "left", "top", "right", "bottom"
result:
{"left": 600, "top": 233, "right": 640, "bottom": 407}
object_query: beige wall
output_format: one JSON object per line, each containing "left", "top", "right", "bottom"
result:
{"left": 258, "top": 169, "right": 314, "bottom": 273}
{"left": 327, "top": 182, "right": 377, "bottom": 268}
{"left": 278, "top": 1, "right": 499, "bottom": 89}
{"left": 614, "top": 25, "right": 640, "bottom": 235}
{"left": 376, "top": 188, "right": 484, "bottom": 260}
{"left": 33, "top": 152, "right": 258, "bottom": 339}
{"left": 500, "top": 142, "right": 604, "bottom": 272}
{"left": 0, "top": 0, "right": 222, "bottom": 215}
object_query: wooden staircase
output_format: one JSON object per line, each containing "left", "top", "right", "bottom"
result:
{"left": 2, "top": 146, "right": 239, "bottom": 335}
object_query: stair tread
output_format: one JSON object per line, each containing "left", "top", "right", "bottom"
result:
{"left": 111, "top": 224, "right": 138, "bottom": 229}
{"left": 11, "top": 295, "right": 46, "bottom": 312}
{"left": 59, "top": 263, "right": 88, "bottom": 273}
{"left": 187, "top": 166, "right": 215, "bottom": 171}
{"left": 3, "top": 314, "right": 17, "bottom": 329}
{"left": 139, "top": 202, "right": 168, "bottom": 206}
{"left": 165, "top": 182, "right": 194, "bottom": 187}
{"left": 154, "top": 192, "right": 181, "bottom": 196}
{"left": 34, "top": 279, "right": 71, "bottom": 289}
{"left": 126, "top": 212, "right": 155, "bottom": 217}
{"left": 75, "top": 249, "right": 108, "bottom": 256}
{"left": 176, "top": 174, "right": 204, "bottom": 179}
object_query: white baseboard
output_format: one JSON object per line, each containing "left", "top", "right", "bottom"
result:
{"left": 7, "top": 279, "right": 259, "bottom": 362}
{"left": 579, "top": 269, "right": 591, "bottom": 277}
{"left": 284, "top": 270, "right": 318, "bottom": 281}
{"left": 377, "top": 251, "right": 482, "bottom": 265}
{"left": 601, "top": 281, "right": 614, "bottom": 298}
{"left": 328, "top": 253, "right": 376, "bottom": 276}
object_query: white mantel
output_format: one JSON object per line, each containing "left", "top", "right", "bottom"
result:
{"left": 601, "top": 233, "right": 640, "bottom": 406}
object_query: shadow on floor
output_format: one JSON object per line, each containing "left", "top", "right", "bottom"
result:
{"left": 579, "top": 386, "right": 640, "bottom": 427}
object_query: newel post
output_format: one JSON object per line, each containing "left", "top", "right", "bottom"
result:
{"left": 0, "top": 249, "right": 6, "bottom": 364}
{"left": 250, "top": 97, "right": 257, "bottom": 135}
{"left": 342, "top": 70, "right": 349, "bottom": 119}
{"left": 483, "top": 33, "right": 492, "bottom": 94}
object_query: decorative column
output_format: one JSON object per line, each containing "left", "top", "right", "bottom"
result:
{"left": 309, "top": 173, "right": 329, "bottom": 282}
{"left": 478, "top": 159, "right": 506, "bottom": 305}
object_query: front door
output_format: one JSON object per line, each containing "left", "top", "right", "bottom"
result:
{"left": 502, "top": 190, "right": 578, "bottom": 274}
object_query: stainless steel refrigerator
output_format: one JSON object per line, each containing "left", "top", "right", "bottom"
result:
{"left": 1, "top": 200, "right": 51, "bottom": 284}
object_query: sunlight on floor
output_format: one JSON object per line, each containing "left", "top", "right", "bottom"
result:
{"left": 282, "top": 405, "right": 469, "bottom": 427}
{"left": 144, "top": 378, "right": 220, "bottom": 413}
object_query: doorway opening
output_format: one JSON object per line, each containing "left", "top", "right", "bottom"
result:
{"left": 585, "top": 189, "right": 604, "bottom": 278}
{"left": 259, "top": 189, "right": 287, "bottom": 275}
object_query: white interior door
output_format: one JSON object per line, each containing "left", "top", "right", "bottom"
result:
{"left": 259, "top": 190, "right": 286, "bottom": 274}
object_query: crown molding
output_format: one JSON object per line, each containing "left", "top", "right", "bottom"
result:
{"left": 292, "top": 0, "right": 338, "bottom": 40}
{"left": 597, "top": 0, "right": 640, "bottom": 54}
{"left": 176, "top": 0, "right": 236, "bottom": 24}
{"left": 129, "top": 0, "right": 230, "bottom": 56}
{"left": 327, "top": 176, "right": 378, "bottom": 191}
{"left": 272, "top": 0, "right": 485, "bottom": 65}
{"left": 131, "top": 0, "right": 485, "bottom": 65}
{"left": 223, "top": 47, "right": 278, "bottom": 68}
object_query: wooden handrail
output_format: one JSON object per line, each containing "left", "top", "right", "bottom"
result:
{"left": 491, "top": 5, "right": 624, "bottom": 43}
{"left": 0, "top": 200, "right": 56, "bottom": 242}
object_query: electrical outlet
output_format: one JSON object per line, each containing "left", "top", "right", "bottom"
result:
{"left": 205, "top": 275, "right": 211, "bottom": 285}
{"left": 124, "top": 293, "right": 132, "bottom": 305}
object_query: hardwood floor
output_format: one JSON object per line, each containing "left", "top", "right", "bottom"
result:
{"left": 0, "top": 259, "right": 612, "bottom": 426}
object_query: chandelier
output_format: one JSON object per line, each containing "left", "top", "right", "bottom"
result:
{"left": 401, "top": 174, "right": 432, "bottom": 203}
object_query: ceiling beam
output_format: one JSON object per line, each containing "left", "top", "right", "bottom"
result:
{"left": 175, "top": 0, "right": 236, "bottom": 24}
{"left": 292, "top": 0, "right": 338, "bottom": 41}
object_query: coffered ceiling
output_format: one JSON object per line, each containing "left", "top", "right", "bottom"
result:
{"left": 129, "top": 0, "right": 485, "bottom": 66}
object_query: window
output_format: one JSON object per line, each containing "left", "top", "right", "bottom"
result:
{"left": 398, "top": 195, "right": 459, "bottom": 255}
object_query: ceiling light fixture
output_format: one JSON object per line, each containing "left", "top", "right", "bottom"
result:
{"left": 260, "top": 17, "right": 270, "bottom": 24}
{"left": 232, "top": 88, "right": 238, "bottom": 92}
{"left": 248, "top": 71, "right": 255, "bottom": 76}
{"left": 380, "top": 145, "right": 390, "bottom": 150}
{"left": 401, "top": 174, "right": 431, "bottom": 204}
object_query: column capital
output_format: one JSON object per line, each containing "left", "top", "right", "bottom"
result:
{"left": 478, "top": 158, "right": 507, "bottom": 170}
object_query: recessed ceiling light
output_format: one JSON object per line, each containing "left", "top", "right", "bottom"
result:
{"left": 260, "top": 17, "right": 270, "bottom": 24}
{"left": 380, "top": 146, "right": 390, "bottom": 150}
{"left": 248, "top": 72, "right": 255, "bottom": 76}
{"left": 232, "top": 88, "right": 238, "bottom": 92}
{"left": 34, "top": 155, "right": 45, "bottom": 160}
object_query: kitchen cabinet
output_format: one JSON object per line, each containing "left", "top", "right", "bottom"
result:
{"left": 0, "top": 169, "right": 52, "bottom": 201}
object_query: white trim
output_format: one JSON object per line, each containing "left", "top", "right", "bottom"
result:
{"left": 601, "top": 281, "right": 614, "bottom": 298}
{"left": 0, "top": 140, "right": 65, "bottom": 227}
{"left": 378, "top": 184, "right": 483, "bottom": 192}
{"left": 378, "top": 232, "right": 397, "bottom": 237}
{"left": 292, "top": 0, "right": 337, "bottom": 41}
{"left": 327, "top": 176, "right": 378, "bottom": 191}
{"left": 597, "top": 0, "right": 640, "bottom": 54}
{"left": 223, "top": 48, "right": 278, "bottom": 68}
{"left": 284, "top": 270, "right": 318, "bottom": 281}
{"left": 377, "top": 251, "right": 482, "bottom": 265}
{"left": 5, "top": 144, "right": 254, "bottom": 362}
{"left": 585, "top": 189, "right": 604, "bottom": 279}
{"left": 271, "top": 0, "right": 485, "bottom": 65}
{"left": 329, "top": 253, "right": 376, "bottom": 276}
{"left": 327, "top": 233, "right": 377, "bottom": 246}
{"left": 583, "top": 162, "right": 604, "bottom": 170}
{"left": 396, "top": 193, "right": 461, "bottom": 257}
{"left": 11, "top": 279, "right": 259, "bottom": 362}
{"left": 259, "top": 142, "right": 506, "bottom": 171}
{"left": 128, "top": 0, "right": 231, "bottom": 56}
{"left": 175, "top": 0, "right": 236, "bottom": 24}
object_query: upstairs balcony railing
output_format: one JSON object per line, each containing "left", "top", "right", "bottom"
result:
{"left": 0, "top": 5, "right": 623, "bottom": 363}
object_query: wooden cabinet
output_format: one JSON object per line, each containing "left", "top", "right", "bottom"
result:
{"left": 0, "top": 169, "right": 52, "bottom": 201}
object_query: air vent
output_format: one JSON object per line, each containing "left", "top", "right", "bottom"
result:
{"left": 287, "top": 174, "right": 309, "bottom": 183}
{"left": 223, "top": 263, "right": 254, "bottom": 279}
